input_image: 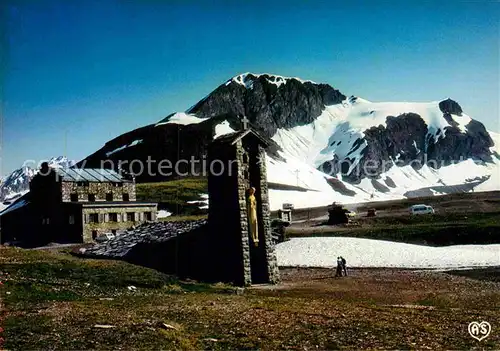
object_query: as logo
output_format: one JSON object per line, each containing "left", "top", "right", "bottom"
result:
{"left": 468, "top": 321, "right": 491, "bottom": 341}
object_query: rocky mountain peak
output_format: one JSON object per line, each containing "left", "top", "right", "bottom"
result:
{"left": 227, "top": 73, "right": 317, "bottom": 89}
{"left": 439, "top": 98, "right": 463, "bottom": 116}
{"left": 187, "top": 72, "right": 346, "bottom": 137}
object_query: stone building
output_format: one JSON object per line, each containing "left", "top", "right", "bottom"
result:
{"left": 0, "top": 164, "right": 157, "bottom": 245}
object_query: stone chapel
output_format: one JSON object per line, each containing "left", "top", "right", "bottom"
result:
{"left": 207, "top": 128, "right": 280, "bottom": 286}
{"left": 125, "top": 126, "right": 280, "bottom": 287}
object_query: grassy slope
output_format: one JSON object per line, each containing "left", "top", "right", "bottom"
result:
{"left": 0, "top": 248, "right": 233, "bottom": 350}
{"left": 159, "top": 214, "right": 207, "bottom": 222}
{"left": 136, "top": 178, "right": 208, "bottom": 215}
{"left": 287, "top": 212, "right": 500, "bottom": 246}
{"left": 284, "top": 191, "right": 500, "bottom": 222}
{"left": 355, "top": 191, "right": 500, "bottom": 213}
{"left": 1, "top": 248, "right": 499, "bottom": 349}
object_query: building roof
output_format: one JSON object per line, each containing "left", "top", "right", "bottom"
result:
{"left": 212, "top": 128, "right": 270, "bottom": 147}
{"left": 0, "top": 198, "right": 30, "bottom": 216}
{"left": 70, "top": 201, "right": 157, "bottom": 208}
{"left": 54, "top": 168, "right": 128, "bottom": 183}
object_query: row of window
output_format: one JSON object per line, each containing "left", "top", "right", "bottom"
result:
{"left": 41, "top": 212, "right": 153, "bottom": 225}
{"left": 70, "top": 193, "right": 129, "bottom": 202}
{"left": 76, "top": 182, "right": 123, "bottom": 187}
{"left": 86, "top": 211, "right": 152, "bottom": 224}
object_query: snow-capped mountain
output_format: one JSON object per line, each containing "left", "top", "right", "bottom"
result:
{"left": 0, "top": 166, "right": 36, "bottom": 205}
{"left": 79, "top": 73, "right": 499, "bottom": 210}
{"left": 46, "top": 156, "right": 76, "bottom": 169}
{"left": 0, "top": 157, "right": 76, "bottom": 209}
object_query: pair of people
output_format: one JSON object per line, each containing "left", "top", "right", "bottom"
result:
{"left": 335, "top": 256, "right": 347, "bottom": 277}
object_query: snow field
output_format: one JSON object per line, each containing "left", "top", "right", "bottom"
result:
{"left": 276, "top": 237, "right": 500, "bottom": 269}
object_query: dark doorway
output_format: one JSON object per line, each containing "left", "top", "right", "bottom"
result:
{"left": 92, "top": 230, "right": 97, "bottom": 240}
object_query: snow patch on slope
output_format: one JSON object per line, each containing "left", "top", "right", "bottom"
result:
{"left": 157, "top": 210, "right": 172, "bottom": 218}
{"left": 475, "top": 173, "right": 500, "bottom": 192}
{"left": 106, "top": 140, "right": 143, "bottom": 157}
{"left": 156, "top": 112, "right": 209, "bottom": 126}
{"left": 276, "top": 237, "right": 500, "bottom": 269}
{"left": 473, "top": 133, "right": 500, "bottom": 192}
{"left": 265, "top": 151, "right": 396, "bottom": 211}
{"left": 272, "top": 104, "right": 358, "bottom": 167}
{"left": 489, "top": 131, "right": 500, "bottom": 154}
{"left": 214, "top": 121, "right": 235, "bottom": 138}
{"left": 187, "top": 194, "right": 209, "bottom": 210}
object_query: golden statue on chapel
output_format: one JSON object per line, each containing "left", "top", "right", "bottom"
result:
{"left": 246, "top": 187, "right": 259, "bottom": 246}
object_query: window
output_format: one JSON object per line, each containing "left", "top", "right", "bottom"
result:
{"left": 114, "top": 182, "right": 123, "bottom": 187}
{"left": 70, "top": 193, "right": 78, "bottom": 202}
{"left": 69, "top": 215, "right": 75, "bottom": 225}
{"left": 127, "top": 212, "right": 135, "bottom": 222}
{"left": 109, "top": 213, "right": 118, "bottom": 222}
{"left": 106, "top": 193, "right": 113, "bottom": 201}
{"left": 88, "top": 194, "right": 96, "bottom": 202}
{"left": 77, "top": 181, "right": 89, "bottom": 187}
{"left": 144, "top": 212, "right": 152, "bottom": 221}
{"left": 122, "top": 193, "right": 129, "bottom": 201}
{"left": 89, "top": 213, "right": 99, "bottom": 223}
{"left": 42, "top": 217, "right": 50, "bottom": 225}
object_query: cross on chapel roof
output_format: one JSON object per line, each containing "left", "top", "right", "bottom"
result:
{"left": 241, "top": 115, "right": 250, "bottom": 130}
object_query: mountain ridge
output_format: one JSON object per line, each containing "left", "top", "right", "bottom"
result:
{"left": 3, "top": 73, "right": 498, "bottom": 210}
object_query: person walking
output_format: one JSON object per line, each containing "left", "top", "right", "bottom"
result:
{"left": 340, "top": 256, "right": 347, "bottom": 276}
{"left": 335, "top": 257, "right": 343, "bottom": 277}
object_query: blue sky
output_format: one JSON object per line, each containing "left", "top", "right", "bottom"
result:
{"left": 2, "top": 0, "right": 499, "bottom": 175}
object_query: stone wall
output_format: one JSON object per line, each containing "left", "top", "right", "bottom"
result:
{"left": 235, "top": 140, "right": 252, "bottom": 286}
{"left": 81, "top": 205, "right": 156, "bottom": 242}
{"left": 257, "top": 145, "right": 280, "bottom": 284}
{"left": 61, "top": 181, "right": 137, "bottom": 202}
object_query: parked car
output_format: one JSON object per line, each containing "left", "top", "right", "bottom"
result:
{"left": 409, "top": 204, "right": 435, "bottom": 215}
{"left": 95, "top": 232, "right": 115, "bottom": 242}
